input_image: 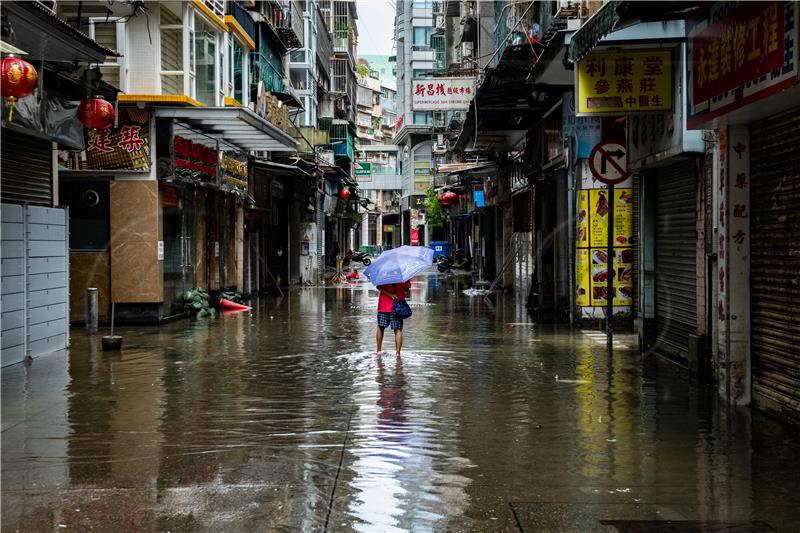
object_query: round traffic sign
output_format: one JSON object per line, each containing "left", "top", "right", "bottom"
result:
{"left": 589, "top": 140, "right": 630, "bottom": 186}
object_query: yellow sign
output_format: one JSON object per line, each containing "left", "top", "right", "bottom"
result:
{"left": 576, "top": 190, "right": 589, "bottom": 247}
{"left": 577, "top": 50, "right": 672, "bottom": 114}
{"left": 589, "top": 189, "right": 610, "bottom": 248}
{"left": 589, "top": 188, "right": 633, "bottom": 247}
{"left": 576, "top": 248, "right": 591, "bottom": 306}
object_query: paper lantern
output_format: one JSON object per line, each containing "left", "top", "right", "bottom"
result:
{"left": 1, "top": 55, "right": 39, "bottom": 121}
{"left": 339, "top": 188, "right": 351, "bottom": 200}
{"left": 441, "top": 191, "right": 458, "bottom": 205}
{"left": 78, "top": 96, "right": 115, "bottom": 130}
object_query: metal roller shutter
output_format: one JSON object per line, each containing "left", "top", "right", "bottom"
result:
{"left": 654, "top": 160, "right": 697, "bottom": 361}
{"left": 1, "top": 131, "right": 52, "bottom": 206}
{"left": 632, "top": 174, "right": 640, "bottom": 319}
{"left": 750, "top": 109, "right": 800, "bottom": 425}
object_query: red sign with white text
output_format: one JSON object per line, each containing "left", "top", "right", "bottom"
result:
{"left": 691, "top": 2, "right": 785, "bottom": 103}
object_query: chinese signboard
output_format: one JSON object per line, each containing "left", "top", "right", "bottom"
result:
{"left": 576, "top": 50, "right": 672, "bottom": 114}
{"left": 221, "top": 153, "right": 248, "bottom": 188}
{"left": 686, "top": 1, "right": 797, "bottom": 128}
{"left": 60, "top": 108, "right": 151, "bottom": 171}
{"left": 412, "top": 77, "right": 476, "bottom": 111}
{"left": 174, "top": 136, "right": 217, "bottom": 182}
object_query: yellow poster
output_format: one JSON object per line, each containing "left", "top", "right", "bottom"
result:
{"left": 589, "top": 189, "right": 609, "bottom": 248}
{"left": 614, "top": 188, "right": 633, "bottom": 246}
{"left": 589, "top": 248, "right": 612, "bottom": 306}
{"left": 614, "top": 247, "right": 634, "bottom": 305}
{"left": 577, "top": 50, "right": 672, "bottom": 114}
{"left": 576, "top": 190, "right": 589, "bottom": 248}
{"left": 576, "top": 248, "right": 591, "bottom": 306}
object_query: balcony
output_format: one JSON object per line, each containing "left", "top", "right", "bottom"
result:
{"left": 250, "top": 51, "right": 284, "bottom": 94}
{"left": 331, "top": 0, "right": 356, "bottom": 60}
{"left": 411, "top": 45, "right": 435, "bottom": 62}
{"left": 315, "top": 5, "right": 332, "bottom": 78}
{"left": 261, "top": 0, "right": 304, "bottom": 49}
{"left": 227, "top": 1, "right": 257, "bottom": 43}
{"left": 320, "top": 118, "right": 355, "bottom": 162}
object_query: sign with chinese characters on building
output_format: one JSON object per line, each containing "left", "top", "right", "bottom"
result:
{"left": 221, "top": 153, "right": 248, "bottom": 189}
{"left": 173, "top": 136, "right": 217, "bottom": 182}
{"left": 686, "top": 1, "right": 797, "bottom": 129}
{"left": 576, "top": 50, "right": 672, "bottom": 114}
{"left": 59, "top": 108, "right": 151, "bottom": 171}
{"left": 411, "top": 77, "right": 475, "bottom": 111}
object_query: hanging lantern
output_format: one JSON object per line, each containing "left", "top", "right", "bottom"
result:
{"left": 1, "top": 55, "right": 39, "bottom": 122}
{"left": 339, "top": 188, "right": 351, "bottom": 200}
{"left": 78, "top": 96, "right": 115, "bottom": 130}
{"left": 442, "top": 191, "right": 458, "bottom": 205}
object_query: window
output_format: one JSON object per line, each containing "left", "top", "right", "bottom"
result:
{"left": 412, "top": 0, "right": 431, "bottom": 8}
{"left": 232, "top": 38, "right": 246, "bottom": 104}
{"left": 160, "top": 6, "right": 184, "bottom": 95}
{"left": 413, "top": 111, "right": 432, "bottom": 125}
{"left": 193, "top": 17, "right": 218, "bottom": 106}
{"left": 89, "top": 18, "right": 125, "bottom": 90}
{"left": 413, "top": 27, "right": 431, "bottom": 46}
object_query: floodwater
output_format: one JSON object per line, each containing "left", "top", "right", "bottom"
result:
{"left": 2, "top": 274, "right": 799, "bottom": 532}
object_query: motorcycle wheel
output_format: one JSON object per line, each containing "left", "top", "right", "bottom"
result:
{"left": 362, "top": 258, "right": 371, "bottom": 266}
{"left": 437, "top": 264, "right": 448, "bottom": 272}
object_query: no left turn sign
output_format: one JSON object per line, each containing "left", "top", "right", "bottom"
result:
{"left": 589, "top": 140, "right": 630, "bottom": 186}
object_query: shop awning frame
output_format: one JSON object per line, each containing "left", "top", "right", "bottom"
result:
{"left": 154, "top": 106, "right": 298, "bottom": 152}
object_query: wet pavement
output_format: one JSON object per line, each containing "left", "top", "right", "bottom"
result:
{"left": 3, "top": 273, "right": 800, "bottom": 532}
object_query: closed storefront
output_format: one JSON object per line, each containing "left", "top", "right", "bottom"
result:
{"left": 1, "top": 131, "right": 53, "bottom": 206}
{"left": 749, "top": 108, "right": 800, "bottom": 424}
{"left": 653, "top": 160, "right": 698, "bottom": 361}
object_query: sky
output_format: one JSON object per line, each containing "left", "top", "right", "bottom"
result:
{"left": 356, "top": 0, "right": 396, "bottom": 56}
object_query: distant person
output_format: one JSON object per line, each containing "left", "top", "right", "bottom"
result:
{"left": 376, "top": 281, "right": 411, "bottom": 356}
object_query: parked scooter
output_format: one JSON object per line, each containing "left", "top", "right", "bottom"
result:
{"left": 343, "top": 249, "right": 372, "bottom": 267}
{"left": 436, "top": 251, "right": 469, "bottom": 272}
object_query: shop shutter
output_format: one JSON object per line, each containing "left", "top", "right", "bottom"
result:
{"left": 1, "top": 131, "right": 52, "bottom": 206}
{"left": 750, "top": 108, "right": 800, "bottom": 425}
{"left": 654, "top": 160, "right": 697, "bottom": 361}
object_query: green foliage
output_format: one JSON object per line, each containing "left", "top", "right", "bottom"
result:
{"left": 355, "top": 63, "right": 370, "bottom": 78}
{"left": 424, "top": 186, "right": 444, "bottom": 227}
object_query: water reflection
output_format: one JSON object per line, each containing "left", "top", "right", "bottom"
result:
{"left": 2, "top": 285, "right": 800, "bottom": 532}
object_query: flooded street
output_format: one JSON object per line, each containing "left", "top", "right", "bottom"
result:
{"left": 3, "top": 275, "right": 799, "bottom": 532}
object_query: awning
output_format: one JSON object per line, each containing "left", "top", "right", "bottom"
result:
{"left": 154, "top": 106, "right": 298, "bottom": 152}
{"left": 251, "top": 159, "right": 310, "bottom": 177}
{"left": 566, "top": 1, "right": 624, "bottom": 64}
{"left": 567, "top": 1, "right": 703, "bottom": 64}
{"left": 2, "top": 2, "right": 117, "bottom": 63}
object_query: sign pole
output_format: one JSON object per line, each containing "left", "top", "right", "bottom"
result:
{"left": 606, "top": 183, "right": 614, "bottom": 348}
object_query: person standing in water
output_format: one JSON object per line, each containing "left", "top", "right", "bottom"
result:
{"left": 376, "top": 281, "right": 411, "bottom": 356}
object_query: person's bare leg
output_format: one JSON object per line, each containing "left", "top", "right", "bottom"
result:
{"left": 394, "top": 329, "right": 403, "bottom": 356}
{"left": 376, "top": 326, "right": 385, "bottom": 354}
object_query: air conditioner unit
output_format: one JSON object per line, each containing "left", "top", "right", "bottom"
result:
{"left": 435, "top": 13, "right": 445, "bottom": 30}
{"left": 461, "top": 42, "right": 474, "bottom": 58}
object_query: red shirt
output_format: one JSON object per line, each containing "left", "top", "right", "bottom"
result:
{"left": 377, "top": 282, "right": 411, "bottom": 313}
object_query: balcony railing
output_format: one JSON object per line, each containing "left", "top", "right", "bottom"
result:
{"left": 320, "top": 118, "right": 355, "bottom": 161}
{"left": 250, "top": 51, "right": 284, "bottom": 94}
{"left": 227, "top": 1, "right": 257, "bottom": 43}
{"left": 315, "top": 5, "right": 332, "bottom": 78}
{"left": 261, "top": 0, "right": 304, "bottom": 49}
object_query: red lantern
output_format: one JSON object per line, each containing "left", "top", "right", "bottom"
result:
{"left": 339, "top": 188, "right": 351, "bottom": 200}
{"left": 441, "top": 191, "right": 458, "bottom": 205}
{"left": 78, "top": 96, "right": 115, "bottom": 130}
{"left": 1, "top": 55, "right": 39, "bottom": 122}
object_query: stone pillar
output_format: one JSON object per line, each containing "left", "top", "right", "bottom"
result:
{"left": 716, "top": 126, "right": 751, "bottom": 406}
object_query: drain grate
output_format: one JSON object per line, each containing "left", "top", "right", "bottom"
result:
{"left": 598, "top": 520, "right": 775, "bottom": 532}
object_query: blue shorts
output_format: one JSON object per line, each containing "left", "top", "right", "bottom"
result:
{"left": 377, "top": 312, "right": 403, "bottom": 331}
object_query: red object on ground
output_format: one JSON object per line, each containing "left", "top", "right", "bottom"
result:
{"left": 219, "top": 298, "right": 252, "bottom": 311}
{"left": 346, "top": 271, "right": 359, "bottom": 279}
{"left": 78, "top": 97, "right": 116, "bottom": 130}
